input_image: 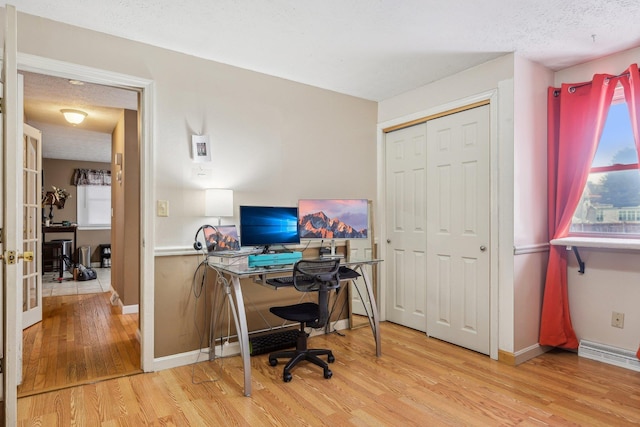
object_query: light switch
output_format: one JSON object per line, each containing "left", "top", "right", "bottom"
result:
{"left": 157, "top": 200, "right": 169, "bottom": 217}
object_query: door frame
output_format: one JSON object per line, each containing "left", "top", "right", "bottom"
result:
{"left": 376, "top": 90, "right": 500, "bottom": 360}
{"left": 15, "top": 53, "right": 156, "bottom": 372}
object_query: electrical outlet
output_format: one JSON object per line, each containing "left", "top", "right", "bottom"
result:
{"left": 611, "top": 311, "right": 624, "bottom": 329}
{"left": 157, "top": 200, "right": 169, "bottom": 217}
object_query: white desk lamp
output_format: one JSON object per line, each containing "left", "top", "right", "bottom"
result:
{"left": 205, "top": 188, "right": 234, "bottom": 225}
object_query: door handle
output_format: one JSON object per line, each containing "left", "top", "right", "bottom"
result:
{"left": 20, "top": 251, "right": 34, "bottom": 262}
{"left": 387, "top": 239, "right": 391, "bottom": 244}
{"left": 0, "top": 250, "right": 34, "bottom": 264}
{"left": 480, "top": 246, "right": 487, "bottom": 252}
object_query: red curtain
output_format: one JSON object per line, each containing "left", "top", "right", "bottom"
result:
{"left": 619, "top": 64, "right": 640, "bottom": 359}
{"left": 540, "top": 74, "right": 616, "bottom": 349}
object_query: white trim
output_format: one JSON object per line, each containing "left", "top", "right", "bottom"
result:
{"left": 140, "top": 80, "right": 156, "bottom": 372}
{"left": 77, "top": 226, "right": 111, "bottom": 231}
{"left": 551, "top": 236, "right": 640, "bottom": 251}
{"left": 119, "top": 302, "right": 139, "bottom": 315}
{"left": 14, "top": 54, "right": 156, "bottom": 373}
{"left": 514, "top": 243, "right": 550, "bottom": 255}
{"left": 514, "top": 343, "right": 551, "bottom": 365}
{"left": 16, "top": 53, "right": 154, "bottom": 88}
{"left": 155, "top": 246, "right": 202, "bottom": 257}
{"left": 154, "top": 348, "right": 226, "bottom": 372}
{"left": 377, "top": 89, "right": 500, "bottom": 360}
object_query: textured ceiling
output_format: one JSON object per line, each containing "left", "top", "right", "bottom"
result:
{"left": 7, "top": 1, "right": 640, "bottom": 161}
{"left": 22, "top": 71, "right": 138, "bottom": 163}
{"left": 5, "top": 0, "right": 640, "bottom": 101}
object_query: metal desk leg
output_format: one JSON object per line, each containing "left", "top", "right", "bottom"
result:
{"left": 229, "top": 275, "right": 252, "bottom": 397}
{"left": 357, "top": 264, "right": 381, "bottom": 357}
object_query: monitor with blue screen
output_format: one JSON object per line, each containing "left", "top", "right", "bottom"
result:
{"left": 239, "top": 205, "right": 300, "bottom": 251}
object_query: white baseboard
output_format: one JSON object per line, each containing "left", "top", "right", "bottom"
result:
{"left": 514, "top": 343, "right": 552, "bottom": 365}
{"left": 119, "top": 301, "right": 139, "bottom": 314}
{"left": 109, "top": 286, "right": 138, "bottom": 314}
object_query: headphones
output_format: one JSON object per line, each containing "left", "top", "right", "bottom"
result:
{"left": 193, "top": 224, "right": 216, "bottom": 251}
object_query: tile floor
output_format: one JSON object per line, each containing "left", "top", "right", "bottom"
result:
{"left": 42, "top": 267, "right": 112, "bottom": 297}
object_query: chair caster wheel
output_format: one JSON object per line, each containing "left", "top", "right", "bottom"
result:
{"left": 328, "top": 354, "right": 335, "bottom": 363}
{"left": 324, "top": 368, "right": 332, "bottom": 379}
{"left": 283, "top": 372, "right": 292, "bottom": 382}
{"left": 269, "top": 358, "right": 278, "bottom": 366}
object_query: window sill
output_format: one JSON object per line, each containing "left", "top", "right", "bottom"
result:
{"left": 550, "top": 236, "right": 640, "bottom": 251}
{"left": 77, "top": 226, "right": 111, "bottom": 231}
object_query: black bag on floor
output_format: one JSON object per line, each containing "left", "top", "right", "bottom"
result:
{"left": 77, "top": 265, "right": 97, "bottom": 281}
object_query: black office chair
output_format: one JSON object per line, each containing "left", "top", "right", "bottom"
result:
{"left": 268, "top": 259, "right": 341, "bottom": 382}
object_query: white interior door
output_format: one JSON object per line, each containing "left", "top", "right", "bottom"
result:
{"left": 348, "top": 200, "right": 375, "bottom": 317}
{"left": 23, "top": 124, "right": 42, "bottom": 329}
{"left": 2, "top": 4, "right": 24, "bottom": 423}
{"left": 426, "top": 105, "right": 490, "bottom": 354}
{"left": 384, "top": 124, "right": 428, "bottom": 332}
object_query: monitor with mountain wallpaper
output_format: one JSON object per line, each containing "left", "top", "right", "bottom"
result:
{"left": 298, "top": 199, "right": 368, "bottom": 239}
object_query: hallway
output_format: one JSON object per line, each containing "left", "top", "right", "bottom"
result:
{"left": 19, "top": 271, "right": 140, "bottom": 397}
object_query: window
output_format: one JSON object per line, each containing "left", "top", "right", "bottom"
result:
{"left": 77, "top": 185, "right": 111, "bottom": 229}
{"left": 571, "top": 85, "right": 640, "bottom": 236}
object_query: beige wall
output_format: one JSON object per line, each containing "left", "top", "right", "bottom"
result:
{"left": 112, "top": 109, "right": 140, "bottom": 306}
{"left": 155, "top": 251, "right": 349, "bottom": 358}
{"left": 511, "top": 57, "right": 554, "bottom": 357}
{"left": 42, "top": 158, "right": 111, "bottom": 263}
{"left": 6, "top": 10, "right": 377, "bottom": 358}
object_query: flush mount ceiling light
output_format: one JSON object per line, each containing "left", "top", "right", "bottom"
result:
{"left": 61, "top": 109, "right": 87, "bottom": 125}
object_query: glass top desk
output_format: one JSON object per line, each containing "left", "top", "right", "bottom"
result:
{"left": 207, "top": 255, "right": 382, "bottom": 397}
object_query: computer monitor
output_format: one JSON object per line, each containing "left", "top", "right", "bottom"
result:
{"left": 298, "top": 199, "right": 368, "bottom": 239}
{"left": 239, "top": 205, "right": 300, "bottom": 250}
{"left": 203, "top": 225, "right": 241, "bottom": 254}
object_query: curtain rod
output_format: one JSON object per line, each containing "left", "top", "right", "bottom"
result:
{"left": 552, "top": 72, "right": 630, "bottom": 97}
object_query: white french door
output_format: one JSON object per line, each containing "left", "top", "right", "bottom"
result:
{"left": 23, "top": 124, "right": 43, "bottom": 329}
{"left": 2, "top": 5, "right": 25, "bottom": 424}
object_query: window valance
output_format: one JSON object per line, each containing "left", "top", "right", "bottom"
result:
{"left": 73, "top": 169, "right": 111, "bottom": 186}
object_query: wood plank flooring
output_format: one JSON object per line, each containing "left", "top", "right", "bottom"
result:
{"left": 18, "top": 321, "right": 640, "bottom": 426}
{"left": 18, "top": 292, "right": 141, "bottom": 397}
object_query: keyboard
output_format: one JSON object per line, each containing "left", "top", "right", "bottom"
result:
{"left": 266, "top": 268, "right": 360, "bottom": 287}
{"left": 270, "top": 276, "right": 295, "bottom": 285}
{"left": 266, "top": 275, "right": 313, "bottom": 287}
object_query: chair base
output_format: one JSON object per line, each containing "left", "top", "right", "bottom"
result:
{"left": 269, "top": 330, "right": 335, "bottom": 382}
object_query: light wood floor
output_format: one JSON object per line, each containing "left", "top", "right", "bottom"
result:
{"left": 18, "top": 292, "right": 141, "bottom": 397}
{"left": 17, "top": 321, "right": 640, "bottom": 426}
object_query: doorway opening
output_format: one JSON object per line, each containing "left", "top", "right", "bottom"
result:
{"left": 18, "top": 70, "right": 143, "bottom": 396}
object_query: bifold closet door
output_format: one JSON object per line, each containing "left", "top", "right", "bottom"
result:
{"left": 384, "top": 124, "right": 428, "bottom": 332}
{"left": 426, "top": 105, "right": 490, "bottom": 355}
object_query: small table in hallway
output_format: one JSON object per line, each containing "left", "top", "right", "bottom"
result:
{"left": 42, "top": 225, "right": 78, "bottom": 258}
